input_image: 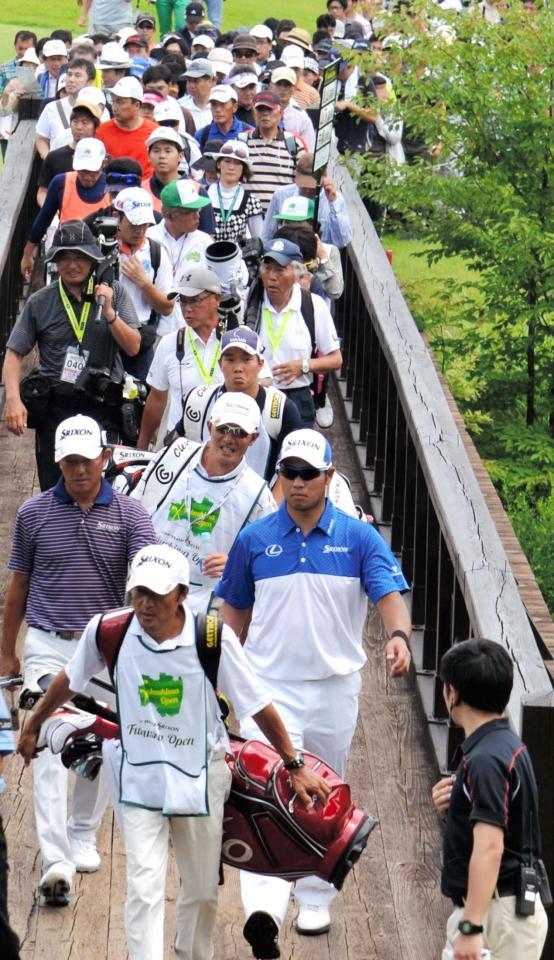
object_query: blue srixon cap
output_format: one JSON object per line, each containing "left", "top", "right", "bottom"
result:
{"left": 262, "top": 238, "right": 303, "bottom": 266}
{"left": 220, "top": 326, "right": 263, "bottom": 356}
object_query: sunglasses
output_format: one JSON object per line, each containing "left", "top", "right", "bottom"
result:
{"left": 234, "top": 50, "right": 257, "bottom": 57}
{"left": 215, "top": 424, "right": 249, "bottom": 438}
{"left": 106, "top": 173, "right": 141, "bottom": 187}
{"left": 218, "top": 142, "right": 249, "bottom": 161}
{"left": 279, "top": 465, "right": 327, "bottom": 481}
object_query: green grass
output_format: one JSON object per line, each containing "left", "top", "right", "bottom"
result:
{"left": 381, "top": 234, "right": 479, "bottom": 319}
{"left": 0, "top": 0, "right": 325, "bottom": 61}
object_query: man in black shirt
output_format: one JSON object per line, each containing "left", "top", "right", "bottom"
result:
{"left": 432, "top": 639, "right": 548, "bottom": 960}
{"left": 36, "top": 99, "right": 102, "bottom": 205}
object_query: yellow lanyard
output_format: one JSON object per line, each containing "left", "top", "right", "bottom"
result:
{"left": 186, "top": 328, "right": 220, "bottom": 385}
{"left": 58, "top": 277, "right": 94, "bottom": 344}
{"left": 263, "top": 307, "right": 292, "bottom": 355}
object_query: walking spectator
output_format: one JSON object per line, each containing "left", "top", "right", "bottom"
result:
{"left": 96, "top": 76, "right": 158, "bottom": 177}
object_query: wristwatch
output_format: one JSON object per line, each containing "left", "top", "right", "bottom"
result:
{"left": 301, "top": 359, "right": 310, "bottom": 374}
{"left": 284, "top": 751, "right": 305, "bottom": 770}
{"left": 458, "top": 920, "right": 484, "bottom": 936}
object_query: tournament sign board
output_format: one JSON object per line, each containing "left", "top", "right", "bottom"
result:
{"left": 312, "top": 59, "right": 341, "bottom": 174}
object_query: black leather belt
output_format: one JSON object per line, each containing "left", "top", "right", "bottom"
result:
{"left": 452, "top": 880, "right": 518, "bottom": 908}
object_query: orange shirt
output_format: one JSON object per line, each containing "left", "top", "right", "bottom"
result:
{"left": 96, "top": 118, "right": 158, "bottom": 178}
{"left": 60, "top": 172, "right": 109, "bottom": 222}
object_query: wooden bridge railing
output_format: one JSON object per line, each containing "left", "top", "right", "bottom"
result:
{"left": 330, "top": 156, "right": 554, "bottom": 957}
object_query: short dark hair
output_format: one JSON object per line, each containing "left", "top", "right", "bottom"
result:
{"left": 316, "top": 15, "right": 336, "bottom": 31}
{"left": 51, "top": 29, "right": 73, "bottom": 45}
{"left": 15, "top": 30, "right": 37, "bottom": 45}
{"left": 275, "top": 224, "right": 317, "bottom": 260}
{"left": 68, "top": 57, "right": 96, "bottom": 80}
{"left": 71, "top": 106, "right": 100, "bottom": 128}
{"left": 90, "top": 33, "right": 110, "bottom": 45}
{"left": 143, "top": 64, "right": 172, "bottom": 86}
{"left": 264, "top": 18, "right": 279, "bottom": 34}
{"left": 276, "top": 19, "right": 296, "bottom": 35}
{"left": 439, "top": 639, "right": 513, "bottom": 714}
{"left": 327, "top": 0, "right": 347, "bottom": 8}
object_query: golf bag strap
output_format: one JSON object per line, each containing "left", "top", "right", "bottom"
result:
{"left": 95, "top": 607, "right": 223, "bottom": 697}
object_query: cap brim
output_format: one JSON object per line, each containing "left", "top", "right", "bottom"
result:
{"left": 54, "top": 443, "right": 103, "bottom": 463}
{"left": 220, "top": 342, "right": 258, "bottom": 356}
{"left": 126, "top": 572, "right": 181, "bottom": 594}
{"left": 45, "top": 242, "right": 103, "bottom": 263}
{"left": 263, "top": 252, "right": 294, "bottom": 266}
{"left": 274, "top": 212, "right": 310, "bottom": 221}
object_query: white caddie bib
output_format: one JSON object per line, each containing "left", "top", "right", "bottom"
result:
{"left": 116, "top": 630, "right": 210, "bottom": 816}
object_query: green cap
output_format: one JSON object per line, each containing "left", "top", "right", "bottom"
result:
{"left": 274, "top": 195, "right": 315, "bottom": 222}
{"left": 160, "top": 179, "right": 211, "bottom": 209}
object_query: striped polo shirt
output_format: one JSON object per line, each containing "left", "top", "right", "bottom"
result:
{"left": 244, "top": 129, "right": 305, "bottom": 213}
{"left": 216, "top": 500, "right": 409, "bottom": 681}
{"left": 8, "top": 478, "right": 156, "bottom": 632}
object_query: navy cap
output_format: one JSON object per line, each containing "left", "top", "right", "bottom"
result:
{"left": 262, "top": 238, "right": 303, "bottom": 266}
{"left": 220, "top": 326, "right": 263, "bottom": 356}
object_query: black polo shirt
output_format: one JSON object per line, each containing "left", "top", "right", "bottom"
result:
{"left": 442, "top": 718, "right": 541, "bottom": 901}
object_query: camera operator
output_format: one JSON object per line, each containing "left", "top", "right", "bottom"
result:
{"left": 3, "top": 221, "right": 141, "bottom": 491}
{"left": 113, "top": 187, "right": 177, "bottom": 377}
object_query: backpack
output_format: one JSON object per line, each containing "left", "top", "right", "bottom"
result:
{"left": 95, "top": 607, "right": 224, "bottom": 699}
{"left": 244, "top": 279, "right": 317, "bottom": 358}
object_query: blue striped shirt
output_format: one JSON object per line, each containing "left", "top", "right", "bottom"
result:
{"left": 8, "top": 478, "right": 156, "bottom": 631}
{"left": 0, "top": 692, "right": 15, "bottom": 756}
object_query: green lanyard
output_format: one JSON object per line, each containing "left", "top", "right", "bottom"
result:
{"left": 58, "top": 277, "right": 94, "bottom": 344}
{"left": 216, "top": 183, "right": 241, "bottom": 226}
{"left": 263, "top": 307, "right": 292, "bottom": 355}
{"left": 186, "top": 328, "right": 221, "bottom": 385}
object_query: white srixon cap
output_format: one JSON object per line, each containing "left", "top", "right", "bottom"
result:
{"left": 113, "top": 187, "right": 155, "bottom": 225}
{"left": 54, "top": 415, "right": 104, "bottom": 463}
{"left": 209, "top": 391, "right": 260, "bottom": 434}
{"left": 127, "top": 544, "right": 190, "bottom": 594}
{"left": 278, "top": 429, "right": 333, "bottom": 470}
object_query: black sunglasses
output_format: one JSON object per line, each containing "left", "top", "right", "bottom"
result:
{"left": 215, "top": 424, "right": 249, "bottom": 439}
{"left": 279, "top": 465, "right": 327, "bottom": 481}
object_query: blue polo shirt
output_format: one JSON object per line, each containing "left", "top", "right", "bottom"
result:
{"left": 9, "top": 478, "right": 156, "bottom": 632}
{"left": 216, "top": 500, "right": 409, "bottom": 681}
{"left": 195, "top": 115, "right": 250, "bottom": 151}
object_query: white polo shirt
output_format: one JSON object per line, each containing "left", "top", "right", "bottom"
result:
{"left": 178, "top": 95, "right": 213, "bottom": 131}
{"left": 119, "top": 237, "right": 175, "bottom": 327}
{"left": 146, "top": 326, "right": 224, "bottom": 429}
{"left": 37, "top": 96, "right": 110, "bottom": 150}
{"left": 259, "top": 284, "right": 340, "bottom": 389}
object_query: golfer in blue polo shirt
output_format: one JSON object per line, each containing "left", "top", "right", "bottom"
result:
{"left": 217, "top": 428, "right": 412, "bottom": 959}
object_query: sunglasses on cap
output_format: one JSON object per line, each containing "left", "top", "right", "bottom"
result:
{"left": 279, "top": 465, "right": 327, "bottom": 481}
{"left": 106, "top": 172, "right": 141, "bottom": 187}
{"left": 215, "top": 424, "right": 249, "bottom": 438}
{"left": 218, "top": 142, "right": 249, "bottom": 161}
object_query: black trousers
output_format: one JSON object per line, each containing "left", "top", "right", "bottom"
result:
{"left": 34, "top": 394, "right": 121, "bottom": 491}
{"left": 282, "top": 386, "right": 316, "bottom": 428}
{"left": 0, "top": 817, "right": 20, "bottom": 960}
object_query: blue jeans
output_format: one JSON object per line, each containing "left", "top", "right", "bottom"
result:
{"left": 206, "top": 0, "right": 222, "bottom": 29}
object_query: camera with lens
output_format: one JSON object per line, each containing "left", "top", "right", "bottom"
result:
{"left": 74, "top": 364, "right": 123, "bottom": 406}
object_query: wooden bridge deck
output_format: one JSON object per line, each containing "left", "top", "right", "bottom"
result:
{"left": 0, "top": 413, "right": 450, "bottom": 960}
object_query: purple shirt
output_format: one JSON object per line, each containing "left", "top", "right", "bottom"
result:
{"left": 8, "top": 478, "right": 156, "bottom": 631}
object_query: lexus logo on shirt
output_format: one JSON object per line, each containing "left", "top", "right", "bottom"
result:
{"left": 265, "top": 544, "right": 283, "bottom": 558}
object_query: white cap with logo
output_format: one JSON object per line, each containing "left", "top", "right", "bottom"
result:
{"left": 73, "top": 137, "right": 106, "bottom": 171}
{"left": 127, "top": 544, "right": 190, "bottom": 594}
{"left": 54, "top": 415, "right": 104, "bottom": 463}
{"left": 278, "top": 429, "right": 333, "bottom": 470}
{"left": 113, "top": 187, "right": 155, "bottom": 225}
{"left": 109, "top": 76, "right": 145, "bottom": 102}
{"left": 209, "top": 392, "right": 261, "bottom": 434}
{"left": 43, "top": 39, "right": 68, "bottom": 59}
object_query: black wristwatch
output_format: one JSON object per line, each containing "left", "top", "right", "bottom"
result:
{"left": 284, "top": 751, "right": 305, "bottom": 770}
{"left": 458, "top": 920, "right": 484, "bottom": 936}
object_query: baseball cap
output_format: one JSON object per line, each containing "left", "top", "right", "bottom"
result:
{"left": 208, "top": 47, "right": 233, "bottom": 65}
{"left": 262, "top": 238, "right": 303, "bottom": 266}
{"left": 231, "top": 71, "right": 259, "bottom": 89}
{"left": 76, "top": 86, "right": 107, "bottom": 107}
{"left": 209, "top": 84, "right": 237, "bottom": 103}
{"left": 17, "top": 48, "right": 40, "bottom": 67}
{"left": 136, "top": 12, "right": 156, "bottom": 27}
{"left": 116, "top": 26, "right": 141, "bottom": 43}
{"left": 54, "top": 415, "right": 104, "bottom": 463}
{"left": 123, "top": 34, "right": 148, "bottom": 49}
{"left": 232, "top": 35, "right": 258, "bottom": 54}
{"left": 192, "top": 34, "right": 215, "bottom": 51}
{"left": 186, "top": 2, "right": 205, "bottom": 20}
{"left": 209, "top": 59, "right": 232, "bottom": 78}
{"left": 161, "top": 179, "right": 211, "bottom": 209}
{"left": 254, "top": 91, "right": 280, "bottom": 110}
{"left": 209, "top": 392, "right": 261, "bottom": 434}
{"left": 304, "top": 57, "right": 319, "bottom": 75}
{"left": 274, "top": 196, "right": 315, "bottom": 221}
{"left": 178, "top": 266, "right": 221, "bottom": 296}
{"left": 73, "top": 138, "right": 106, "bottom": 172}
{"left": 71, "top": 98, "right": 103, "bottom": 122}
{"left": 183, "top": 58, "right": 214, "bottom": 79}
{"left": 109, "top": 76, "right": 144, "bottom": 102}
{"left": 278, "top": 429, "right": 333, "bottom": 469}
{"left": 281, "top": 45, "right": 304, "bottom": 69}
{"left": 143, "top": 91, "right": 164, "bottom": 107}
{"left": 295, "top": 152, "right": 317, "bottom": 189}
{"left": 113, "top": 187, "right": 155, "bottom": 225}
{"left": 97, "top": 42, "right": 133, "bottom": 69}
{"left": 271, "top": 66, "right": 296, "bottom": 85}
{"left": 220, "top": 327, "right": 263, "bottom": 357}
{"left": 127, "top": 544, "right": 190, "bottom": 594}
{"left": 152, "top": 100, "right": 184, "bottom": 124}
{"left": 250, "top": 24, "right": 273, "bottom": 40}
{"left": 43, "top": 39, "right": 68, "bottom": 59}
{"left": 146, "top": 125, "right": 183, "bottom": 148}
